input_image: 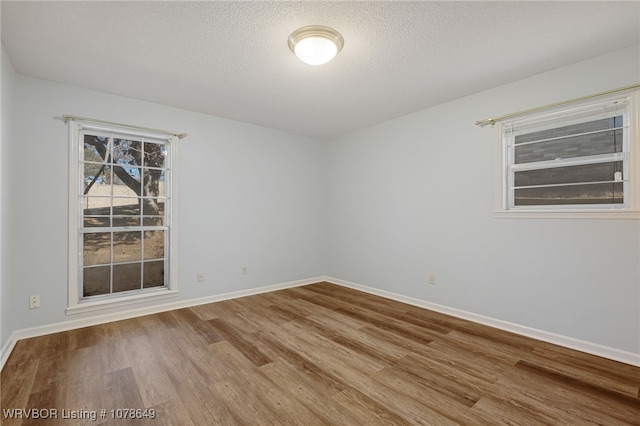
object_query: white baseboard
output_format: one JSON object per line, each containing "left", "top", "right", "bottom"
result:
{"left": 0, "top": 335, "right": 17, "bottom": 371}
{"left": 325, "top": 277, "right": 640, "bottom": 367}
{"left": 0, "top": 276, "right": 322, "bottom": 370}
{"left": 2, "top": 275, "right": 638, "bottom": 370}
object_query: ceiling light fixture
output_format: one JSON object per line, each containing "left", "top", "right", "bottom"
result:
{"left": 288, "top": 25, "right": 344, "bottom": 66}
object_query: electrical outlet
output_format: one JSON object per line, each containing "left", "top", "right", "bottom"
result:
{"left": 429, "top": 275, "right": 436, "bottom": 285}
{"left": 197, "top": 272, "right": 205, "bottom": 282}
{"left": 241, "top": 266, "right": 248, "bottom": 275}
{"left": 29, "top": 295, "right": 40, "bottom": 309}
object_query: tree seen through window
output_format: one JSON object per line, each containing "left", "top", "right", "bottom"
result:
{"left": 81, "top": 134, "right": 168, "bottom": 297}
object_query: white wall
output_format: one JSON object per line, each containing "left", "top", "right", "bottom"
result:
{"left": 327, "top": 45, "right": 640, "bottom": 354}
{"left": 1, "top": 68, "right": 328, "bottom": 349}
{"left": 2, "top": 43, "right": 638, "bottom": 360}
{"left": 1, "top": 46, "right": 16, "bottom": 351}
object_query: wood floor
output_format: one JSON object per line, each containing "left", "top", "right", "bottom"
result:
{"left": 2, "top": 282, "right": 639, "bottom": 425}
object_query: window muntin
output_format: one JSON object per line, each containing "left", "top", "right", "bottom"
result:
{"left": 501, "top": 97, "right": 634, "bottom": 212}
{"left": 80, "top": 131, "right": 169, "bottom": 299}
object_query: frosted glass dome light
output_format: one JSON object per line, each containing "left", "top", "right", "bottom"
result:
{"left": 288, "top": 26, "right": 344, "bottom": 66}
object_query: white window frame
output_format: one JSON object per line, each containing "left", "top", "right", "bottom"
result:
{"left": 67, "top": 119, "right": 179, "bottom": 315}
{"left": 495, "top": 89, "right": 640, "bottom": 219}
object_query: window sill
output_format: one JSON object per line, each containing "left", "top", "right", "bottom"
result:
{"left": 66, "top": 289, "right": 179, "bottom": 315}
{"left": 494, "top": 209, "right": 640, "bottom": 219}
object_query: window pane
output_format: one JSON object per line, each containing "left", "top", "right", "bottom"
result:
{"left": 112, "top": 216, "right": 140, "bottom": 227}
{"left": 83, "top": 233, "right": 111, "bottom": 265}
{"left": 515, "top": 116, "right": 622, "bottom": 144}
{"left": 83, "top": 164, "right": 108, "bottom": 196}
{"left": 83, "top": 265, "right": 110, "bottom": 297}
{"left": 143, "top": 216, "right": 164, "bottom": 226}
{"left": 515, "top": 128, "right": 623, "bottom": 164}
{"left": 113, "top": 138, "right": 141, "bottom": 165}
{"left": 143, "top": 142, "right": 166, "bottom": 168}
{"left": 83, "top": 197, "right": 111, "bottom": 215}
{"left": 111, "top": 138, "right": 142, "bottom": 196}
{"left": 142, "top": 198, "right": 164, "bottom": 215}
{"left": 143, "top": 261, "right": 165, "bottom": 288}
{"left": 144, "top": 230, "right": 164, "bottom": 260}
{"left": 515, "top": 183, "right": 623, "bottom": 206}
{"left": 113, "top": 263, "right": 141, "bottom": 293}
{"left": 159, "top": 171, "right": 166, "bottom": 198}
{"left": 113, "top": 231, "right": 141, "bottom": 263}
{"left": 84, "top": 135, "right": 108, "bottom": 162}
{"left": 515, "top": 162, "right": 623, "bottom": 187}
{"left": 113, "top": 168, "right": 141, "bottom": 197}
{"left": 113, "top": 198, "right": 140, "bottom": 216}
{"left": 84, "top": 216, "right": 110, "bottom": 228}
{"left": 142, "top": 168, "right": 165, "bottom": 197}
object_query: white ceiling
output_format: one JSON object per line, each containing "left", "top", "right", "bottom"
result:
{"left": 2, "top": 1, "right": 639, "bottom": 139}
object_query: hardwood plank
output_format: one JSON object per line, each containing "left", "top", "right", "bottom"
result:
{"left": 202, "top": 299, "right": 263, "bottom": 333}
{"left": 28, "top": 347, "right": 71, "bottom": 395}
{"left": 255, "top": 287, "right": 303, "bottom": 305}
{"left": 168, "top": 308, "right": 225, "bottom": 344}
{"left": 471, "top": 396, "right": 566, "bottom": 426}
{"left": 104, "top": 367, "right": 145, "bottom": 411}
{"left": 340, "top": 371, "right": 462, "bottom": 425}
{"left": 439, "top": 329, "right": 523, "bottom": 365}
{"left": 144, "top": 398, "right": 195, "bottom": 426}
{"left": 5, "top": 336, "right": 49, "bottom": 365}
{"left": 22, "top": 380, "right": 68, "bottom": 426}
{"left": 279, "top": 296, "right": 349, "bottom": 320}
{"left": 334, "top": 305, "right": 441, "bottom": 343}
{"left": 2, "top": 282, "right": 638, "bottom": 425}
{"left": 156, "top": 331, "right": 229, "bottom": 384}
{"left": 230, "top": 296, "right": 295, "bottom": 327}
{"left": 0, "top": 358, "right": 39, "bottom": 426}
{"left": 65, "top": 366, "right": 108, "bottom": 419}
{"left": 67, "top": 326, "right": 102, "bottom": 351}
{"left": 276, "top": 318, "right": 387, "bottom": 373}
{"left": 482, "top": 378, "right": 609, "bottom": 426}
{"left": 332, "top": 386, "right": 414, "bottom": 425}
{"left": 304, "top": 283, "right": 454, "bottom": 334}
{"left": 286, "top": 286, "right": 360, "bottom": 312}
{"left": 414, "top": 338, "right": 514, "bottom": 382}
{"left": 64, "top": 344, "right": 121, "bottom": 384}
{"left": 524, "top": 345, "right": 640, "bottom": 398}
{"left": 253, "top": 331, "right": 348, "bottom": 395}
{"left": 500, "top": 360, "right": 640, "bottom": 425}
{"left": 206, "top": 318, "right": 272, "bottom": 367}
{"left": 357, "top": 324, "right": 437, "bottom": 355}
{"left": 208, "top": 341, "right": 324, "bottom": 424}
{"left": 113, "top": 316, "right": 148, "bottom": 340}
{"left": 126, "top": 335, "right": 179, "bottom": 408}
{"left": 260, "top": 360, "right": 366, "bottom": 425}
{"left": 375, "top": 366, "right": 491, "bottom": 425}
{"left": 395, "top": 352, "right": 493, "bottom": 406}
{"left": 160, "top": 344, "right": 240, "bottom": 425}
{"left": 267, "top": 319, "right": 464, "bottom": 424}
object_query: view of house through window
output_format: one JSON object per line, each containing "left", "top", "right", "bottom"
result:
{"left": 500, "top": 94, "right": 636, "bottom": 213}
{"left": 511, "top": 115, "right": 624, "bottom": 206}
{"left": 80, "top": 131, "right": 169, "bottom": 299}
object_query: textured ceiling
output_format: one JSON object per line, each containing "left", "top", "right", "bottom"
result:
{"left": 2, "top": 1, "right": 639, "bottom": 139}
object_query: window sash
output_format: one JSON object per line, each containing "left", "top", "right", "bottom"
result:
{"left": 79, "top": 132, "right": 170, "bottom": 299}
{"left": 502, "top": 97, "right": 633, "bottom": 211}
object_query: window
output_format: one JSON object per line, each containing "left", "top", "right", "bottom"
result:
{"left": 497, "top": 90, "right": 639, "bottom": 218}
{"left": 68, "top": 119, "right": 179, "bottom": 314}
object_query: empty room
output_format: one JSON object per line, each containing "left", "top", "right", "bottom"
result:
{"left": 1, "top": 1, "right": 639, "bottom": 424}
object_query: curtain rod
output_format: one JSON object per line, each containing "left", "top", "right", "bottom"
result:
{"left": 474, "top": 83, "right": 640, "bottom": 127}
{"left": 63, "top": 114, "right": 187, "bottom": 139}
